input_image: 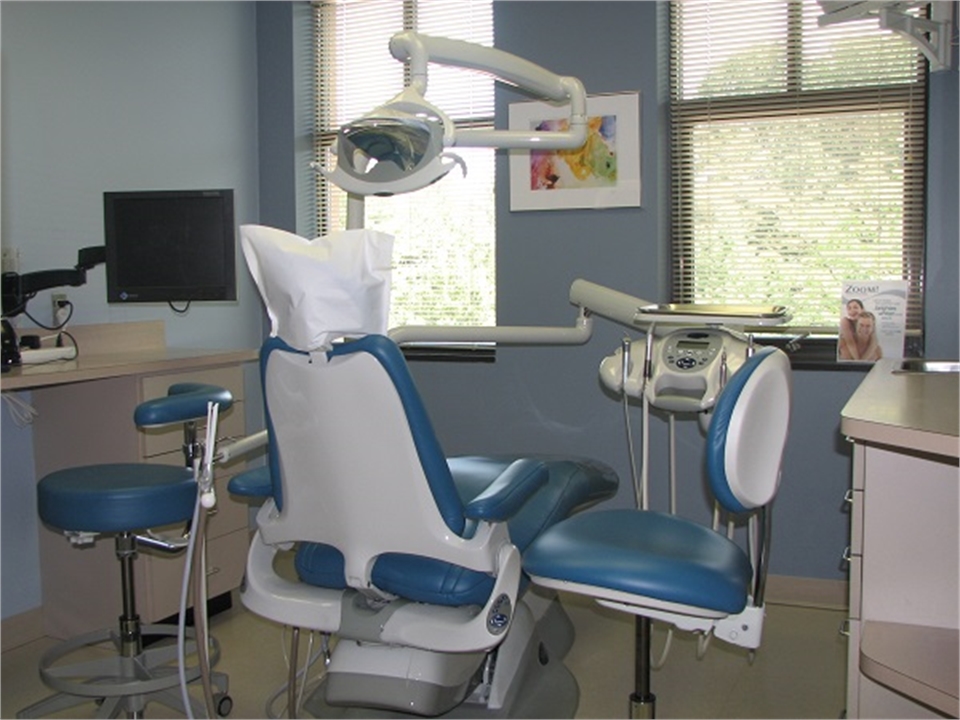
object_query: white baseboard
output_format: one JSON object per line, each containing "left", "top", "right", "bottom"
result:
{"left": 765, "top": 574, "right": 848, "bottom": 611}
{"left": 1, "top": 608, "right": 44, "bottom": 652}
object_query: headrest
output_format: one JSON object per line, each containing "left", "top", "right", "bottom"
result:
{"left": 240, "top": 225, "right": 394, "bottom": 351}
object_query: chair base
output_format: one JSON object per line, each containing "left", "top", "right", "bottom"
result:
{"left": 302, "top": 595, "right": 579, "bottom": 718}
{"left": 17, "top": 623, "right": 230, "bottom": 719}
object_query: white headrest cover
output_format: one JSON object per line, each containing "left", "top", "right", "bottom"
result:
{"left": 240, "top": 224, "right": 394, "bottom": 351}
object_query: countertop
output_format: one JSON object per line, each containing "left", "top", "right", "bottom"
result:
{"left": 1, "top": 320, "right": 257, "bottom": 392}
{"left": 840, "top": 359, "right": 959, "bottom": 459}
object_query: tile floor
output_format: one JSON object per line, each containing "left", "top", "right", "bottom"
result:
{"left": 2, "top": 593, "right": 847, "bottom": 719}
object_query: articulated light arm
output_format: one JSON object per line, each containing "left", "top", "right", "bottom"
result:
{"left": 319, "top": 32, "right": 589, "bottom": 200}
{"left": 388, "top": 32, "right": 588, "bottom": 150}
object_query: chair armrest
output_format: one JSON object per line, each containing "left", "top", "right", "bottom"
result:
{"left": 227, "top": 465, "right": 273, "bottom": 498}
{"left": 463, "top": 459, "right": 547, "bottom": 522}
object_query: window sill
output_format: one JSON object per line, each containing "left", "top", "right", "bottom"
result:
{"left": 396, "top": 332, "right": 923, "bottom": 370}
{"left": 400, "top": 342, "right": 496, "bottom": 363}
{"left": 751, "top": 330, "right": 923, "bottom": 371}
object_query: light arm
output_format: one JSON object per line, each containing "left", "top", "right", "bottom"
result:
{"left": 320, "top": 32, "right": 590, "bottom": 199}
{"left": 388, "top": 32, "right": 588, "bottom": 150}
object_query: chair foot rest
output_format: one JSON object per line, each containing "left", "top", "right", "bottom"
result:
{"left": 35, "top": 623, "right": 224, "bottom": 700}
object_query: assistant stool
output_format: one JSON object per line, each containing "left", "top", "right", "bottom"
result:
{"left": 18, "top": 383, "right": 235, "bottom": 719}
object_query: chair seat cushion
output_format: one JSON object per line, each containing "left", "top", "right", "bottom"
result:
{"left": 38, "top": 464, "right": 197, "bottom": 534}
{"left": 293, "top": 456, "right": 619, "bottom": 607}
{"left": 522, "top": 508, "right": 753, "bottom": 615}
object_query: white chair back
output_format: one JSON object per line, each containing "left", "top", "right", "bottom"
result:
{"left": 255, "top": 336, "right": 506, "bottom": 595}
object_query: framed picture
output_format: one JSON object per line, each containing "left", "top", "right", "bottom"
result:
{"left": 508, "top": 91, "right": 641, "bottom": 211}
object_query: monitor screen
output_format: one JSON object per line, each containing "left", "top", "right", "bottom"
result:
{"left": 104, "top": 189, "right": 237, "bottom": 303}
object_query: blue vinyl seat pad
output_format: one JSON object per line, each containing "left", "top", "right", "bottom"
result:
{"left": 292, "top": 456, "right": 619, "bottom": 607}
{"left": 522, "top": 508, "right": 753, "bottom": 615}
{"left": 38, "top": 463, "right": 197, "bottom": 534}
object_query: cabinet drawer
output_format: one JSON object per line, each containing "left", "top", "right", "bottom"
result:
{"left": 844, "top": 617, "right": 860, "bottom": 719}
{"left": 139, "top": 365, "right": 246, "bottom": 459}
{"left": 140, "top": 401, "right": 245, "bottom": 460}
{"left": 848, "top": 554, "right": 862, "bottom": 620}
{"left": 847, "top": 488, "right": 864, "bottom": 556}
{"left": 138, "top": 528, "right": 249, "bottom": 623}
{"left": 146, "top": 466, "right": 248, "bottom": 539}
{"left": 140, "top": 366, "right": 245, "bottom": 403}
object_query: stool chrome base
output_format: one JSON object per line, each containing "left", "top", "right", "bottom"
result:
{"left": 17, "top": 624, "right": 229, "bottom": 719}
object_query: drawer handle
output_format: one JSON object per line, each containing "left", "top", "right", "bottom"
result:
{"left": 843, "top": 489, "right": 854, "bottom": 505}
{"left": 838, "top": 619, "right": 850, "bottom": 637}
{"left": 840, "top": 546, "right": 852, "bottom": 566}
{"left": 206, "top": 566, "right": 222, "bottom": 577}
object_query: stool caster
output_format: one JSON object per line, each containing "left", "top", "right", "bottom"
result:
{"left": 215, "top": 691, "right": 234, "bottom": 717}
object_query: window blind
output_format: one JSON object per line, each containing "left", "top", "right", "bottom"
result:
{"left": 669, "top": 0, "right": 927, "bottom": 338}
{"left": 314, "top": 0, "right": 496, "bottom": 328}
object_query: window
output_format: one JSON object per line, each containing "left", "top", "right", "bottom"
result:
{"left": 669, "top": 1, "right": 927, "bottom": 356}
{"left": 314, "top": 0, "right": 495, "bottom": 329}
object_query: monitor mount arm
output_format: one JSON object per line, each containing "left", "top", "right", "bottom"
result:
{"left": 2, "top": 246, "right": 105, "bottom": 319}
{"left": 1, "top": 246, "right": 105, "bottom": 371}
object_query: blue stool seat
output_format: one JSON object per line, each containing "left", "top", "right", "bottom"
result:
{"left": 523, "top": 508, "right": 754, "bottom": 615}
{"left": 38, "top": 463, "right": 196, "bottom": 534}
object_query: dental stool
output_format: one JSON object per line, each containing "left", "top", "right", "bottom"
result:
{"left": 228, "top": 334, "right": 619, "bottom": 718}
{"left": 18, "top": 383, "right": 234, "bottom": 720}
{"left": 524, "top": 346, "right": 792, "bottom": 718}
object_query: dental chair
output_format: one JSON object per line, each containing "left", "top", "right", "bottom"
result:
{"left": 228, "top": 333, "right": 619, "bottom": 718}
{"left": 524, "top": 346, "right": 792, "bottom": 718}
{"left": 18, "top": 383, "right": 233, "bottom": 719}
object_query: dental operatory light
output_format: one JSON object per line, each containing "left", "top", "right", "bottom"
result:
{"left": 316, "top": 31, "right": 588, "bottom": 199}
{"left": 817, "top": 1, "right": 955, "bottom": 70}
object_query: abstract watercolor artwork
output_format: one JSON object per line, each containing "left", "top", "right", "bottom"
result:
{"left": 509, "top": 92, "right": 640, "bottom": 211}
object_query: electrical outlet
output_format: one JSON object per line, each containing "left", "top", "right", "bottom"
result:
{"left": 52, "top": 292, "right": 69, "bottom": 326}
{"left": 1, "top": 247, "right": 21, "bottom": 274}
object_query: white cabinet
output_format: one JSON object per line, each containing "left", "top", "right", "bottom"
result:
{"left": 841, "top": 362, "right": 959, "bottom": 719}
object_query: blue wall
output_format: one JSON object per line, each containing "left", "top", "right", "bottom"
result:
{"left": 0, "top": 1, "right": 262, "bottom": 619}
{"left": 409, "top": 1, "right": 959, "bottom": 582}
{"left": 2, "top": 1, "right": 957, "bottom": 621}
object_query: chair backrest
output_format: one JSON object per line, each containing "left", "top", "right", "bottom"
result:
{"left": 256, "top": 334, "right": 497, "bottom": 592}
{"left": 706, "top": 347, "right": 792, "bottom": 513}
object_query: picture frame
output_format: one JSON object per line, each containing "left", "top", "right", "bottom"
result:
{"left": 508, "top": 91, "right": 641, "bottom": 211}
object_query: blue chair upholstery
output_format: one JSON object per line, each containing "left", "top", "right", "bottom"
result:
{"left": 229, "top": 333, "right": 619, "bottom": 716}
{"left": 19, "top": 383, "right": 233, "bottom": 720}
{"left": 522, "top": 347, "right": 792, "bottom": 714}
{"left": 525, "top": 347, "right": 791, "bottom": 618}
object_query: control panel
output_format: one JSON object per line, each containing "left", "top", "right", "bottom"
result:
{"left": 659, "top": 331, "right": 724, "bottom": 372}
{"left": 599, "top": 327, "right": 751, "bottom": 413}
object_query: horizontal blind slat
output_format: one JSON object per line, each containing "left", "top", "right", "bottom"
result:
{"left": 669, "top": 0, "right": 926, "bottom": 332}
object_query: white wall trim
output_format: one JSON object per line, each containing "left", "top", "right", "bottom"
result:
{"left": 765, "top": 574, "right": 848, "bottom": 611}
{"left": 1, "top": 608, "right": 44, "bottom": 652}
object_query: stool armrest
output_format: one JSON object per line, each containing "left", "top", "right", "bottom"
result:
{"left": 135, "top": 383, "right": 233, "bottom": 428}
{"left": 463, "top": 459, "right": 547, "bottom": 522}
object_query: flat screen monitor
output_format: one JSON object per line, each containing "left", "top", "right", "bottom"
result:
{"left": 104, "top": 189, "right": 237, "bottom": 304}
